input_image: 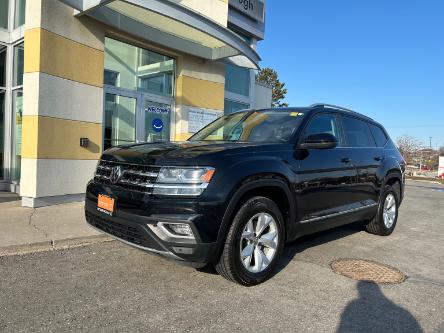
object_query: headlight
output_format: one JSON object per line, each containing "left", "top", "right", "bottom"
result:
{"left": 153, "top": 167, "right": 215, "bottom": 196}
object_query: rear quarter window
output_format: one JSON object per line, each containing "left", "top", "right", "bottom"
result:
{"left": 342, "top": 116, "right": 376, "bottom": 147}
{"left": 369, "top": 124, "right": 388, "bottom": 147}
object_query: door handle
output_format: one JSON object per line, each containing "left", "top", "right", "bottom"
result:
{"left": 374, "top": 156, "right": 384, "bottom": 162}
{"left": 341, "top": 157, "right": 352, "bottom": 164}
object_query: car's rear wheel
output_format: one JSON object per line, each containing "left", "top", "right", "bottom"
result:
{"left": 215, "top": 196, "right": 285, "bottom": 286}
{"left": 366, "top": 183, "right": 400, "bottom": 236}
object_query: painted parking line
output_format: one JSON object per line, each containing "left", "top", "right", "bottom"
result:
{"left": 406, "top": 185, "right": 444, "bottom": 193}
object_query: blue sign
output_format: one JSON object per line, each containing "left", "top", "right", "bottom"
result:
{"left": 152, "top": 118, "right": 164, "bottom": 132}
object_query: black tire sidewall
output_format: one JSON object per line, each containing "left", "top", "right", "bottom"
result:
{"left": 230, "top": 197, "right": 285, "bottom": 285}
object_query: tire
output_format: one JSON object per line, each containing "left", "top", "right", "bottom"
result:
{"left": 215, "top": 196, "right": 285, "bottom": 286}
{"left": 366, "top": 182, "right": 400, "bottom": 236}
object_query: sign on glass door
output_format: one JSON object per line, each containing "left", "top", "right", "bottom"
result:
{"left": 144, "top": 100, "right": 171, "bottom": 143}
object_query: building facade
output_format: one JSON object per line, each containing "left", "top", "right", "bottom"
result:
{"left": 0, "top": 0, "right": 270, "bottom": 207}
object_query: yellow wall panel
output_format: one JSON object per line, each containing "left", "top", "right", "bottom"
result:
{"left": 21, "top": 116, "right": 39, "bottom": 159}
{"left": 24, "top": 28, "right": 104, "bottom": 87}
{"left": 24, "top": 29, "right": 42, "bottom": 74}
{"left": 22, "top": 116, "right": 102, "bottom": 160}
{"left": 176, "top": 75, "right": 224, "bottom": 111}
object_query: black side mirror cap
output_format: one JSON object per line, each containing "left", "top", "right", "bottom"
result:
{"left": 299, "top": 133, "right": 338, "bottom": 150}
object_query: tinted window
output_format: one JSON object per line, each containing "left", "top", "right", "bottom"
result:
{"left": 304, "top": 114, "right": 342, "bottom": 144}
{"left": 369, "top": 124, "right": 388, "bottom": 147}
{"left": 342, "top": 116, "right": 375, "bottom": 147}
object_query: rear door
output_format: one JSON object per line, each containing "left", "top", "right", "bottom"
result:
{"left": 341, "top": 115, "right": 381, "bottom": 206}
{"left": 296, "top": 113, "right": 358, "bottom": 223}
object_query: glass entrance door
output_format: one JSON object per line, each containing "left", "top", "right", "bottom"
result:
{"left": 104, "top": 92, "right": 137, "bottom": 150}
{"left": 103, "top": 88, "right": 173, "bottom": 150}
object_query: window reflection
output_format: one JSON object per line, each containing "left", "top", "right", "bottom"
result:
{"left": 0, "top": 0, "right": 8, "bottom": 30}
{"left": 13, "top": 42, "right": 24, "bottom": 87}
{"left": 14, "top": 0, "right": 26, "bottom": 28}
{"left": 0, "top": 91, "right": 5, "bottom": 179}
{"left": 224, "top": 99, "right": 249, "bottom": 114}
{"left": 104, "top": 38, "right": 175, "bottom": 97}
{"left": 12, "top": 90, "right": 22, "bottom": 181}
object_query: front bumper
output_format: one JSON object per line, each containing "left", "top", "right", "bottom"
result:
{"left": 84, "top": 181, "right": 222, "bottom": 266}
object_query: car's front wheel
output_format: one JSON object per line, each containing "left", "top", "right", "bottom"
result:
{"left": 215, "top": 196, "right": 285, "bottom": 286}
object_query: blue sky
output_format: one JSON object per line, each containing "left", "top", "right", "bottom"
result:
{"left": 258, "top": 0, "right": 444, "bottom": 148}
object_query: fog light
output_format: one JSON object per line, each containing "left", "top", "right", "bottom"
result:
{"left": 158, "top": 222, "right": 194, "bottom": 239}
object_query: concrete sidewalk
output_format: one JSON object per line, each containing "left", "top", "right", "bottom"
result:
{"left": 0, "top": 192, "right": 111, "bottom": 256}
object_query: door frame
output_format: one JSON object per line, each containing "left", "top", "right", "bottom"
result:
{"left": 103, "top": 85, "right": 175, "bottom": 149}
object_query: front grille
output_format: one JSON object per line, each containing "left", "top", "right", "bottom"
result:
{"left": 94, "top": 160, "right": 160, "bottom": 192}
{"left": 86, "top": 211, "right": 144, "bottom": 246}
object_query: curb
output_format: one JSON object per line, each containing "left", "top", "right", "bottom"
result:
{"left": 0, "top": 234, "right": 114, "bottom": 257}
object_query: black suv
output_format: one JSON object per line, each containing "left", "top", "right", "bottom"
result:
{"left": 85, "top": 104, "right": 405, "bottom": 286}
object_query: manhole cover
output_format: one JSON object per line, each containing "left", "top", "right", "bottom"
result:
{"left": 331, "top": 258, "right": 406, "bottom": 284}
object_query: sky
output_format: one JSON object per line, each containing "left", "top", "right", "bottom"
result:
{"left": 257, "top": 0, "right": 444, "bottom": 149}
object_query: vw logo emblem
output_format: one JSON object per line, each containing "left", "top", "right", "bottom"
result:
{"left": 109, "top": 166, "right": 123, "bottom": 184}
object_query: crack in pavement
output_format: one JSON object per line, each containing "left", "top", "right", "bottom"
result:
{"left": 27, "top": 209, "right": 50, "bottom": 241}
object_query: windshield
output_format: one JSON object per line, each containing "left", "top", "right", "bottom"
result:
{"left": 189, "top": 110, "right": 305, "bottom": 143}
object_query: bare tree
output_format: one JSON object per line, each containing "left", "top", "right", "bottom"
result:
{"left": 396, "top": 135, "right": 423, "bottom": 164}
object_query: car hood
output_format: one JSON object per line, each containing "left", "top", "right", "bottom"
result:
{"left": 101, "top": 141, "right": 280, "bottom": 166}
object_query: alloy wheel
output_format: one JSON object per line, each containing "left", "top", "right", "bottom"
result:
{"left": 383, "top": 193, "right": 397, "bottom": 228}
{"left": 239, "top": 212, "right": 279, "bottom": 273}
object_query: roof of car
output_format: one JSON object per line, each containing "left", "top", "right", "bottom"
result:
{"left": 253, "top": 104, "right": 375, "bottom": 123}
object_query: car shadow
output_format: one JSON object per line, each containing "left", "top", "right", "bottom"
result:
{"left": 273, "top": 221, "right": 365, "bottom": 275}
{"left": 199, "top": 221, "right": 365, "bottom": 277}
{"left": 337, "top": 281, "right": 423, "bottom": 333}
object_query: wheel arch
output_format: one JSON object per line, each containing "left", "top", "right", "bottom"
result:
{"left": 384, "top": 171, "right": 403, "bottom": 202}
{"left": 211, "top": 174, "right": 295, "bottom": 263}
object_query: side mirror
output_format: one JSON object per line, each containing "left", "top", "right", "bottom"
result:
{"left": 299, "top": 133, "right": 338, "bottom": 150}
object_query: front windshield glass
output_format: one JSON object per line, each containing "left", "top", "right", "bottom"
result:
{"left": 189, "top": 110, "right": 305, "bottom": 143}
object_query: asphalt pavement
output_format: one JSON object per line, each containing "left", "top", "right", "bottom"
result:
{"left": 1, "top": 181, "right": 443, "bottom": 333}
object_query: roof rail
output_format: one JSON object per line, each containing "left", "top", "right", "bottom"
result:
{"left": 310, "top": 103, "right": 356, "bottom": 113}
{"left": 310, "top": 103, "right": 374, "bottom": 121}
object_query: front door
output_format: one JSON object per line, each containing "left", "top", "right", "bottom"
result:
{"left": 103, "top": 87, "right": 173, "bottom": 150}
{"left": 295, "top": 112, "right": 358, "bottom": 225}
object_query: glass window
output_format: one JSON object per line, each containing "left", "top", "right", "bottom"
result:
{"left": 225, "top": 63, "right": 250, "bottom": 97}
{"left": 13, "top": 42, "right": 24, "bottom": 87}
{"left": 369, "top": 123, "right": 388, "bottom": 147}
{"left": 0, "top": 45, "right": 6, "bottom": 87}
{"left": 190, "top": 110, "right": 304, "bottom": 143}
{"left": 104, "top": 69, "right": 119, "bottom": 86}
{"left": 304, "top": 113, "right": 342, "bottom": 144}
{"left": 0, "top": 90, "right": 4, "bottom": 179}
{"left": 342, "top": 116, "right": 376, "bottom": 147}
{"left": 104, "top": 93, "right": 137, "bottom": 149}
{"left": 224, "top": 99, "right": 249, "bottom": 114}
{"left": 0, "top": 0, "right": 8, "bottom": 30}
{"left": 104, "top": 37, "right": 174, "bottom": 97}
{"left": 12, "top": 90, "right": 22, "bottom": 181}
{"left": 14, "top": 0, "right": 25, "bottom": 28}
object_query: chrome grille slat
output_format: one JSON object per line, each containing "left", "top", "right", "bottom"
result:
{"left": 94, "top": 160, "right": 160, "bottom": 192}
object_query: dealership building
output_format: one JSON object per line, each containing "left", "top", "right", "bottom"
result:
{"left": 0, "top": 0, "right": 270, "bottom": 207}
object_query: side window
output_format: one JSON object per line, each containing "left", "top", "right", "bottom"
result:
{"left": 304, "top": 114, "right": 342, "bottom": 145}
{"left": 369, "top": 124, "right": 388, "bottom": 147}
{"left": 342, "top": 116, "right": 375, "bottom": 147}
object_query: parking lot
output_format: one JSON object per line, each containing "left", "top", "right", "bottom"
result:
{"left": 1, "top": 180, "right": 443, "bottom": 333}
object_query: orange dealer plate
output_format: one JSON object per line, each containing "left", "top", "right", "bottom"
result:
{"left": 97, "top": 194, "right": 115, "bottom": 215}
